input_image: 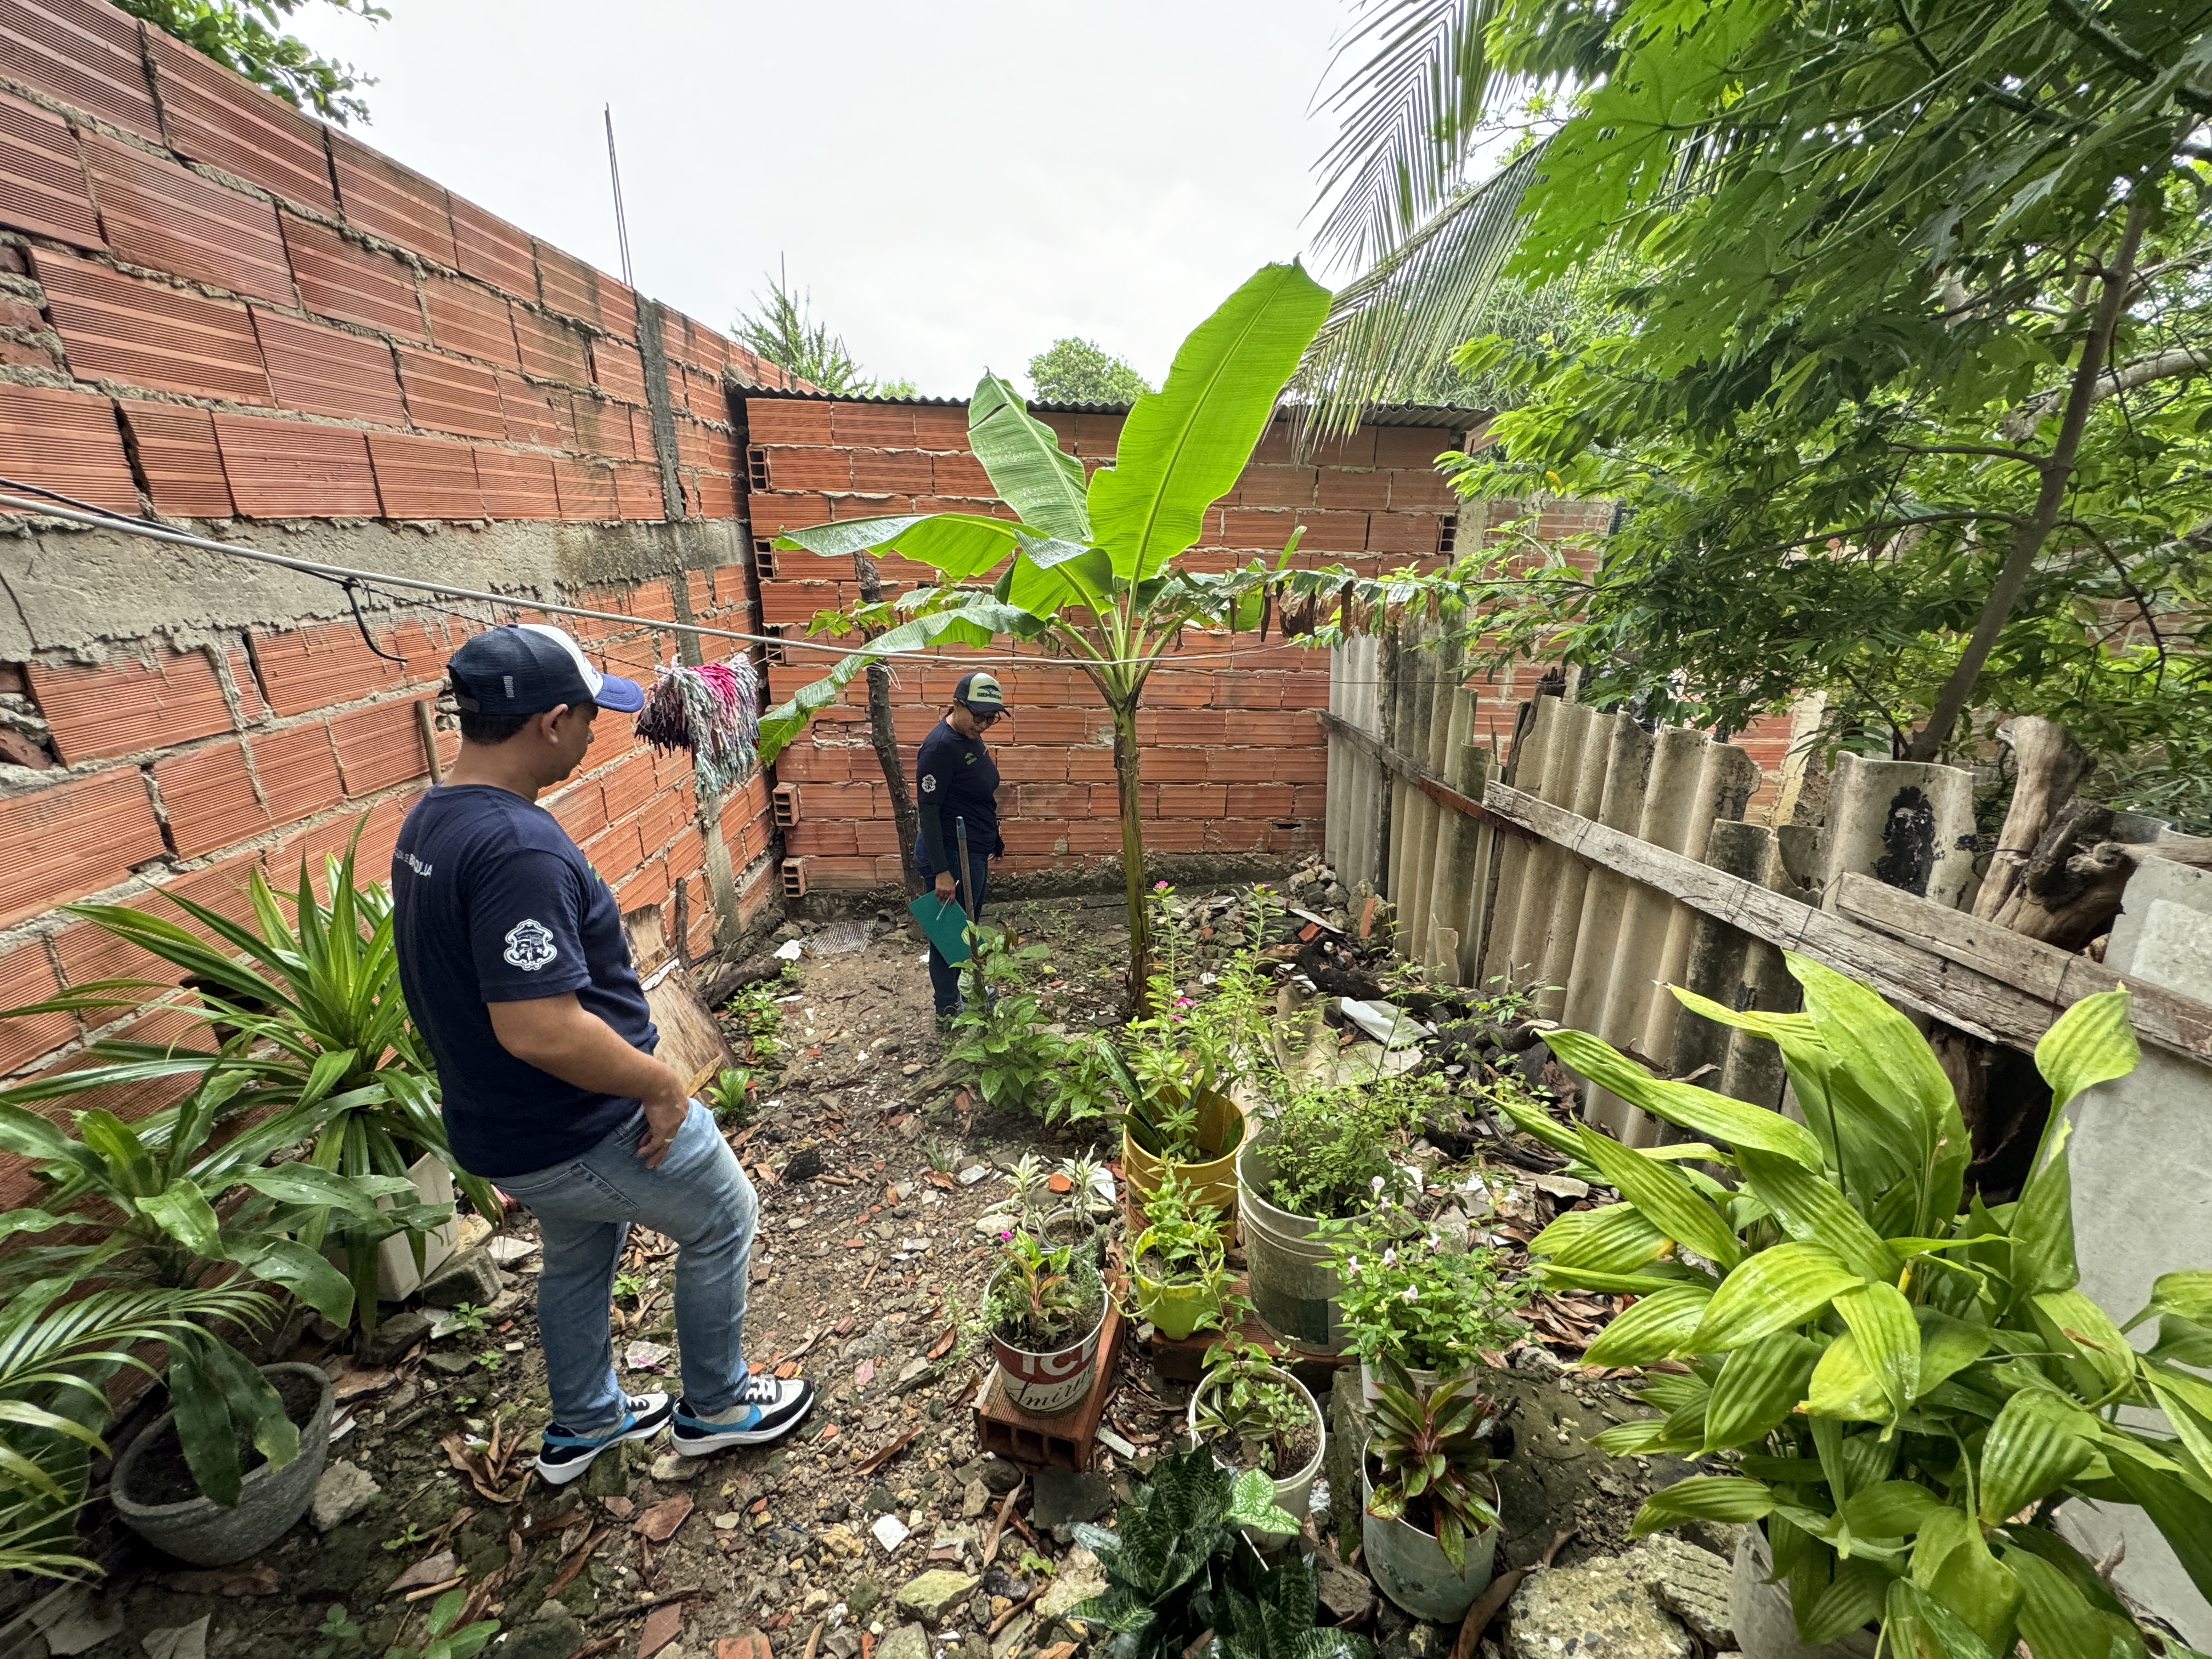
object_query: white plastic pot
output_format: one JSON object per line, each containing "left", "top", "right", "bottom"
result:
{"left": 1186, "top": 1362, "right": 1324, "bottom": 1546}
{"left": 1361, "top": 1439, "right": 1500, "bottom": 1622}
{"left": 1731, "top": 1526, "right": 1879, "bottom": 1659}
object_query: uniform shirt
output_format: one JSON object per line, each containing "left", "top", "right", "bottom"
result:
{"left": 914, "top": 717, "right": 1002, "bottom": 870}
{"left": 391, "top": 784, "right": 658, "bottom": 1178}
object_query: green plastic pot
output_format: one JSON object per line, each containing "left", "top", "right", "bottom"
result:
{"left": 1132, "top": 1228, "right": 1221, "bottom": 1341}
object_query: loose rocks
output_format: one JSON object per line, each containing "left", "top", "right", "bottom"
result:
{"left": 310, "top": 1460, "right": 380, "bottom": 1532}
{"left": 895, "top": 1570, "right": 980, "bottom": 1628}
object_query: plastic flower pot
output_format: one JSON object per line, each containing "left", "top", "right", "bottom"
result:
{"left": 1360, "top": 1436, "right": 1501, "bottom": 1622}
{"left": 111, "top": 1362, "right": 334, "bottom": 1566}
{"left": 1184, "top": 1362, "right": 1324, "bottom": 1548}
{"left": 1730, "top": 1525, "right": 1878, "bottom": 1659}
{"left": 1357, "top": 1356, "right": 1480, "bottom": 1405}
{"left": 1131, "top": 1228, "right": 1222, "bottom": 1341}
{"left": 985, "top": 1266, "right": 1107, "bottom": 1418}
{"left": 1121, "top": 1086, "right": 1244, "bottom": 1236}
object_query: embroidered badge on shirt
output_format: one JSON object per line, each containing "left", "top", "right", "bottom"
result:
{"left": 503, "top": 918, "right": 559, "bottom": 971}
{"left": 921, "top": 775, "right": 938, "bottom": 793}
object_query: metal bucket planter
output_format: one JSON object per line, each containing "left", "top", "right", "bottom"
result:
{"left": 1361, "top": 1438, "right": 1500, "bottom": 1621}
{"left": 985, "top": 1267, "right": 1105, "bottom": 1418}
{"left": 1132, "top": 1228, "right": 1222, "bottom": 1341}
{"left": 1731, "top": 1526, "right": 1878, "bottom": 1659}
{"left": 111, "top": 1362, "right": 334, "bottom": 1566}
{"left": 1122, "top": 1086, "right": 1244, "bottom": 1235}
{"left": 1235, "top": 1136, "right": 1371, "bottom": 1354}
{"left": 1043, "top": 1206, "right": 1108, "bottom": 1272}
{"left": 1185, "top": 1362, "right": 1324, "bottom": 1545}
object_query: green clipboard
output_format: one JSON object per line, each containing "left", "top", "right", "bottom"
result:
{"left": 908, "top": 893, "right": 972, "bottom": 964}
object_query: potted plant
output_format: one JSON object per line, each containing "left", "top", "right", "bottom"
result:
{"left": 1069, "top": 1443, "right": 1368, "bottom": 1659}
{"left": 1509, "top": 956, "right": 2198, "bottom": 1659}
{"left": 1, "top": 829, "right": 495, "bottom": 1327}
{"left": 0, "top": 1071, "right": 438, "bottom": 1562}
{"left": 1187, "top": 1336, "right": 1326, "bottom": 1539}
{"left": 1360, "top": 1356, "right": 1509, "bottom": 1621}
{"left": 1234, "top": 1073, "right": 1427, "bottom": 1352}
{"left": 984, "top": 1229, "right": 1108, "bottom": 1417}
{"left": 1098, "top": 884, "right": 1277, "bottom": 1222}
{"left": 1321, "top": 1210, "right": 1529, "bottom": 1400}
{"left": 1130, "top": 1167, "right": 1236, "bottom": 1341}
{"left": 0, "top": 1275, "right": 276, "bottom": 1578}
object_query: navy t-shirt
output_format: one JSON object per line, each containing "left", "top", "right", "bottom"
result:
{"left": 391, "top": 784, "right": 658, "bottom": 1178}
{"left": 914, "top": 718, "right": 1002, "bottom": 871}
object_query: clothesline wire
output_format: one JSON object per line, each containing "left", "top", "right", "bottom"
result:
{"left": 0, "top": 482, "right": 1369, "bottom": 673}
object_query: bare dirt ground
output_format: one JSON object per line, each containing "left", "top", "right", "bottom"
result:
{"left": 42, "top": 888, "right": 1671, "bottom": 1659}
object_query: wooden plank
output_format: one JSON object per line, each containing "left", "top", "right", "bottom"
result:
{"left": 1832, "top": 872, "right": 2212, "bottom": 1068}
{"left": 1315, "top": 709, "right": 1536, "bottom": 842}
{"left": 1483, "top": 783, "right": 2059, "bottom": 1053}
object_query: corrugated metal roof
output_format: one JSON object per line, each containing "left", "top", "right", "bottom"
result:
{"left": 735, "top": 384, "right": 1486, "bottom": 428}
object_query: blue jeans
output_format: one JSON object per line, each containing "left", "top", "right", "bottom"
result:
{"left": 495, "top": 1101, "right": 755, "bottom": 1433}
{"left": 913, "top": 841, "right": 990, "bottom": 1013}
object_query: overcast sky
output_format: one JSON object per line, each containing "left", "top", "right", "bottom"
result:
{"left": 289, "top": 0, "right": 1359, "bottom": 397}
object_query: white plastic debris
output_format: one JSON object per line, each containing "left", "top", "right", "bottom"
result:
{"left": 1339, "top": 998, "right": 1432, "bottom": 1048}
{"left": 871, "top": 1512, "right": 911, "bottom": 1553}
{"left": 624, "top": 1339, "right": 673, "bottom": 1371}
{"left": 774, "top": 939, "right": 805, "bottom": 962}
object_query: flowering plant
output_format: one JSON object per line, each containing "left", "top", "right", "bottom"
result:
{"left": 1257, "top": 1072, "right": 1431, "bottom": 1220}
{"left": 1321, "top": 1210, "right": 1528, "bottom": 1374}
{"left": 985, "top": 1228, "right": 1101, "bottom": 1351}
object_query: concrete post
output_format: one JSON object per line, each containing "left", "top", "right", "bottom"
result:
{"left": 1667, "top": 819, "right": 1773, "bottom": 1099}
{"left": 1560, "top": 714, "right": 1656, "bottom": 1031}
{"left": 1482, "top": 693, "right": 1561, "bottom": 988}
{"left": 1714, "top": 830, "right": 1814, "bottom": 1109}
{"left": 2058, "top": 857, "right": 2212, "bottom": 1649}
{"left": 1816, "top": 752, "right": 1980, "bottom": 912}
{"left": 1636, "top": 740, "right": 1760, "bottom": 1074}
{"left": 1532, "top": 700, "right": 1612, "bottom": 1020}
{"left": 1588, "top": 726, "right": 1716, "bottom": 1141}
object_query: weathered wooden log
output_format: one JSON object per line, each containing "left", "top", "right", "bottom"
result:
{"left": 1974, "top": 716, "right": 2095, "bottom": 920}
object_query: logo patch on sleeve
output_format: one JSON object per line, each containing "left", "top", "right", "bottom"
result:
{"left": 502, "top": 919, "right": 560, "bottom": 971}
{"left": 921, "top": 774, "right": 937, "bottom": 793}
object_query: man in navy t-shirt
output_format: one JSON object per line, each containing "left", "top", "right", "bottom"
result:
{"left": 393, "top": 623, "right": 810, "bottom": 1483}
{"left": 913, "top": 670, "right": 1006, "bottom": 1026}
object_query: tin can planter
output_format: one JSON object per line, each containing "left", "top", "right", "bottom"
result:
{"left": 1731, "top": 1526, "right": 1878, "bottom": 1659}
{"left": 1185, "top": 1362, "right": 1325, "bottom": 1546}
{"left": 111, "top": 1362, "right": 334, "bottom": 1567}
{"left": 1236, "top": 1135, "right": 1375, "bottom": 1354}
{"left": 1122, "top": 1086, "right": 1245, "bottom": 1235}
{"left": 1361, "top": 1438, "right": 1501, "bottom": 1622}
{"left": 986, "top": 1267, "right": 1106, "bottom": 1418}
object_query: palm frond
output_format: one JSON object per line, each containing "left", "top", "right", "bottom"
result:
{"left": 1294, "top": 144, "right": 1542, "bottom": 441}
{"left": 1310, "top": 0, "right": 1511, "bottom": 267}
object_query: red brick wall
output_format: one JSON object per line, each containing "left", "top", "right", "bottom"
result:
{"left": 746, "top": 399, "right": 1490, "bottom": 890}
{"left": 0, "top": 1, "right": 784, "bottom": 1161}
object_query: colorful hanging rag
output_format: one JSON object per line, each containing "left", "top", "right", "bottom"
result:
{"left": 634, "top": 654, "right": 760, "bottom": 795}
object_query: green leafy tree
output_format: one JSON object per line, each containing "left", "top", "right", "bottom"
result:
{"left": 733, "top": 267, "right": 911, "bottom": 397}
{"left": 120, "top": 0, "right": 385, "bottom": 125}
{"left": 1305, "top": 0, "right": 2212, "bottom": 811}
{"left": 1026, "top": 337, "right": 1153, "bottom": 405}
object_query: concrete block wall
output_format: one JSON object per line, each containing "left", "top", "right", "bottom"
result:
{"left": 742, "top": 397, "right": 1587, "bottom": 891}
{"left": 0, "top": 0, "right": 787, "bottom": 1178}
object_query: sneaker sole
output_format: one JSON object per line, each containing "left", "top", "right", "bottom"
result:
{"left": 532, "top": 1415, "right": 670, "bottom": 1485}
{"left": 672, "top": 1400, "right": 814, "bottom": 1455}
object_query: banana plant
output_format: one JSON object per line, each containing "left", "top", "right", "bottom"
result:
{"left": 1501, "top": 956, "right": 2207, "bottom": 1658}
{"left": 0, "top": 1274, "right": 274, "bottom": 1575}
{"left": 0, "top": 1068, "right": 441, "bottom": 1504}
{"left": 759, "top": 263, "right": 1333, "bottom": 1007}
{"left": 0, "top": 824, "right": 499, "bottom": 1331}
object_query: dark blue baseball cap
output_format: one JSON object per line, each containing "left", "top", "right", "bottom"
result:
{"left": 447, "top": 623, "right": 644, "bottom": 716}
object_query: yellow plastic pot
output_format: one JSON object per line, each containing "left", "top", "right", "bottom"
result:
{"left": 1121, "top": 1085, "right": 1245, "bottom": 1235}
